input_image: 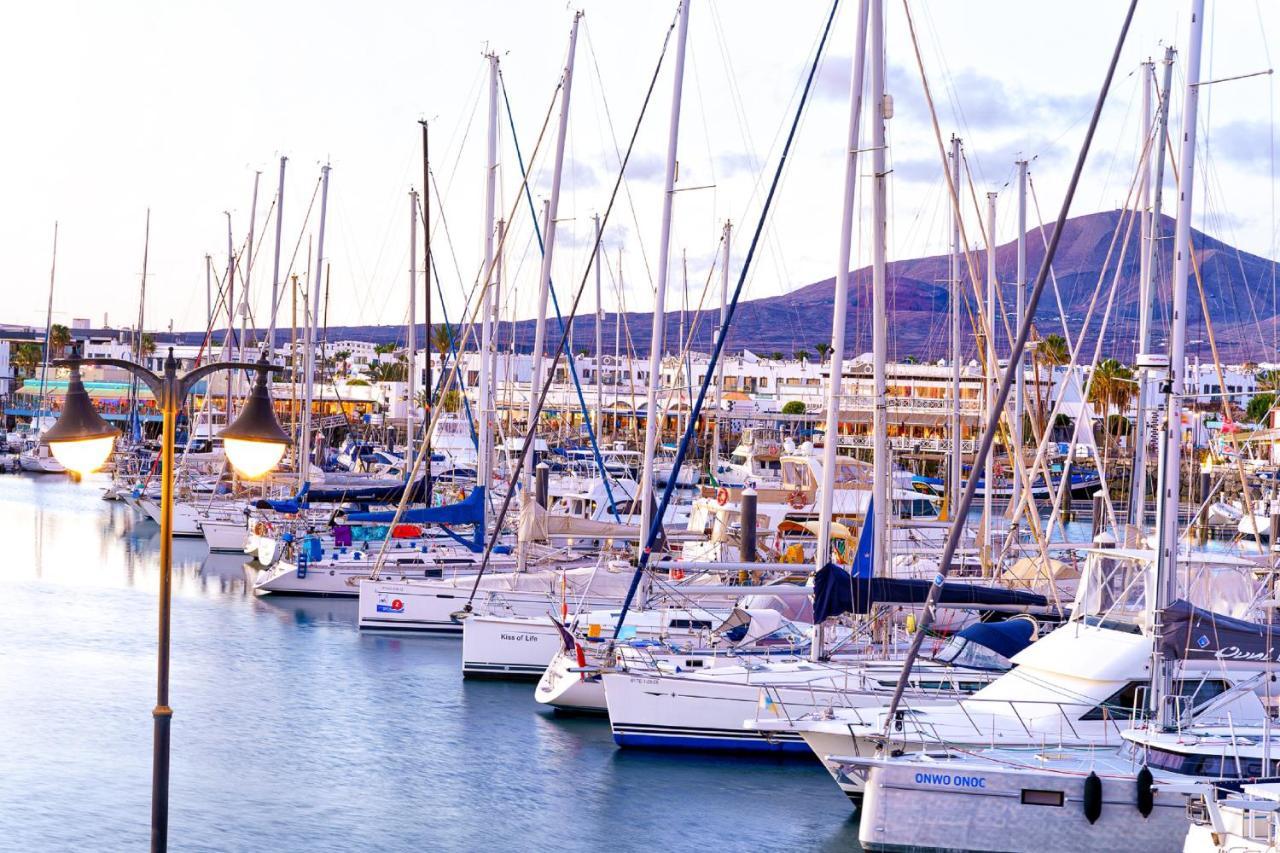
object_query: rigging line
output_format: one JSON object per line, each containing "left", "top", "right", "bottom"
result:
{"left": 582, "top": 19, "right": 656, "bottom": 289}
{"left": 457, "top": 3, "right": 683, "bottom": 606}
{"left": 1162, "top": 135, "right": 1264, "bottom": 537}
{"left": 271, "top": 176, "right": 322, "bottom": 323}
{"left": 499, "top": 67, "right": 624, "bottom": 521}
{"left": 365, "top": 32, "right": 565, "bottom": 582}
{"left": 611, "top": 0, "right": 843, "bottom": 638}
{"left": 881, "top": 0, "right": 1138, "bottom": 732}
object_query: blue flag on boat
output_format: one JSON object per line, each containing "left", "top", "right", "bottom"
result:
{"left": 851, "top": 498, "right": 874, "bottom": 580}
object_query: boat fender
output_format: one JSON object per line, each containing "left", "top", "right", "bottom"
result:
{"left": 1083, "top": 771, "right": 1102, "bottom": 824}
{"left": 1135, "top": 766, "right": 1153, "bottom": 817}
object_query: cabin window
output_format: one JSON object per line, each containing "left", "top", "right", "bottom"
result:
{"left": 1081, "top": 679, "right": 1231, "bottom": 721}
{"left": 1021, "top": 790, "right": 1064, "bottom": 807}
{"left": 668, "top": 619, "right": 713, "bottom": 630}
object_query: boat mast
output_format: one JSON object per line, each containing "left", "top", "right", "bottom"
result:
{"left": 480, "top": 52, "right": 500, "bottom": 532}
{"left": 268, "top": 156, "right": 287, "bottom": 362}
{"left": 243, "top": 170, "right": 261, "bottom": 370}
{"left": 37, "top": 223, "right": 58, "bottom": 421}
{"left": 302, "top": 165, "right": 331, "bottom": 483}
{"left": 224, "top": 212, "right": 235, "bottom": 423}
{"left": 713, "top": 220, "right": 731, "bottom": 478}
{"left": 639, "top": 0, "right": 691, "bottom": 552}
{"left": 408, "top": 188, "right": 418, "bottom": 477}
{"left": 593, "top": 212, "right": 604, "bottom": 439}
{"left": 869, "top": 0, "right": 889, "bottom": 576}
{"left": 983, "top": 191, "right": 997, "bottom": 574}
{"left": 420, "top": 120, "right": 433, "bottom": 499}
{"left": 1012, "top": 162, "right": 1027, "bottom": 527}
{"left": 1153, "top": 0, "right": 1204, "bottom": 730}
{"left": 814, "top": 0, "right": 870, "bottom": 663}
{"left": 1131, "top": 48, "right": 1175, "bottom": 528}
{"left": 525, "top": 11, "right": 581, "bottom": 500}
{"left": 949, "top": 136, "right": 962, "bottom": 516}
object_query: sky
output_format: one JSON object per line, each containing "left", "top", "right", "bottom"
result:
{"left": 2, "top": 0, "right": 1277, "bottom": 344}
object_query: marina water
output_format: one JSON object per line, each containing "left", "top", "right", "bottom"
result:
{"left": 2, "top": 475, "right": 860, "bottom": 851}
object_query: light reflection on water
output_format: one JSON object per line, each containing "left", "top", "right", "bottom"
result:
{"left": 1, "top": 475, "right": 860, "bottom": 852}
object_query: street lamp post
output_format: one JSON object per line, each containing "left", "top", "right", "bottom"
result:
{"left": 46, "top": 346, "right": 288, "bottom": 853}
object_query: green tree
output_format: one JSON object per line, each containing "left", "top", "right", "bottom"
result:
{"left": 1037, "top": 333, "right": 1069, "bottom": 367}
{"left": 769, "top": 351, "right": 785, "bottom": 361}
{"left": 795, "top": 350, "right": 810, "bottom": 362}
{"left": 781, "top": 400, "right": 806, "bottom": 415}
{"left": 50, "top": 324, "right": 71, "bottom": 358}
{"left": 374, "top": 342, "right": 397, "bottom": 356}
{"left": 139, "top": 333, "right": 156, "bottom": 359}
{"left": 1257, "top": 369, "right": 1280, "bottom": 392}
{"left": 903, "top": 354, "right": 920, "bottom": 365}
{"left": 814, "top": 342, "right": 831, "bottom": 362}
{"left": 440, "top": 389, "right": 462, "bottom": 413}
{"left": 1247, "top": 392, "right": 1276, "bottom": 425}
{"left": 12, "top": 342, "right": 41, "bottom": 376}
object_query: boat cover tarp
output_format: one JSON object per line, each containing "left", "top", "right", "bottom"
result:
{"left": 256, "top": 478, "right": 428, "bottom": 512}
{"left": 812, "top": 562, "right": 1050, "bottom": 622}
{"left": 1160, "top": 598, "right": 1280, "bottom": 663}
{"left": 955, "top": 619, "right": 1035, "bottom": 660}
{"left": 345, "top": 485, "right": 484, "bottom": 526}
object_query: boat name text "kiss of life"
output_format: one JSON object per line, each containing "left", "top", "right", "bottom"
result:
{"left": 914, "top": 772, "right": 987, "bottom": 789}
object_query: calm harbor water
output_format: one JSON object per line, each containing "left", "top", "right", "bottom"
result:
{"left": 1, "top": 475, "right": 860, "bottom": 852}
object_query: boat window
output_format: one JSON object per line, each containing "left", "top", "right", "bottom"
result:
{"left": 928, "top": 636, "right": 1016, "bottom": 672}
{"left": 1082, "top": 679, "right": 1231, "bottom": 721}
{"left": 668, "top": 619, "right": 713, "bottom": 630}
{"left": 1145, "top": 747, "right": 1264, "bottom": 778}
{"left": 1021, "top": 790, "right": 1064, "bottom": 807}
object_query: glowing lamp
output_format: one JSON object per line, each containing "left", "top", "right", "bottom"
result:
{"left": 44, "top": 364, "right": 117, "bottom": 475}
{"left": 221, "top": 365, "right": 290, "bottom": 480}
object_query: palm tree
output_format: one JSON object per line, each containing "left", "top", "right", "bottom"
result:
{"left": 12, "top": 342, "right": 41, "bottom": 377}
{"left": 1089, "top": 357, "right": 1135, "bottom": 463}
{"left": 814, "top": 342, "right": 832, "bottom": 362}
{"left": 139, "top": 333, "right": 156, "bottom": 360}
{"left": 795, "top": 350, "right": 810, "bottom": 362}
{"left": 1258, "top": 368, "right": 1280, "bottom": 392}
{"left": 50, "top": 324, "right": 71, "bottom": 358}
{"left": 1037, "top": 333, "right": 1069, "bottom": 367}
{"left": 333, "top": 349, "right": 352, "bottom": 378}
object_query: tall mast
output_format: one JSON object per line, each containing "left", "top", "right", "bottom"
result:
{"left": 136, "top": 209, "right": 150, "bottom": 362}
{"left": 593, "top": 212, "right": 604, "bottom": 438}
{"left": 869, "top": 0, "right": 889, "bottom": 576}
{"left": 983, "top": 191, "right": 998, "bottom": 573}
{"left": 204, "top": 255, "right": 213, "bottom": 335}
{"left": 814, "top": 0, "right": 870, "bottom": 663}
{"left": 949, "top": 136, "right": 962, "bottom": 515}
{"left": 224, "top": 212, "right": 235, "bottom": 422}
{"left": 420, "top": 120, "right": 433, "bottom": 499}
{"left": 713, "top": 220, "right": 732, "bottom": 478}
{"left": 639, "top": 0, "right": 691, "bottom": 547}
{"left": 1154, "top": 0, "right": 1204, "bottom": 730}
{"left": 1012, "top": 163, "right": 1027, "bottom": 524}
{"left": 38, "top": 223, "right": 58, "bottom": 420}
{"left": 268, "top": 156, "right": 287, "bottom": 361}
{"left": 243, "top": 170, "right": 261, "bottom": 366}
{"left": 480, "top": 53, "right": 500, "bottom": 532}
{"left": 1131, "top": 48, "right": 1175, "bottom": 527}
{"left": 525, "top": 10, "right": 581, "bottom": 500}
{"left": 302, "top": 165, "right": 331, "bottom": 482}
{"left": 408, "top": 188, "right": 418, "bottom": 476}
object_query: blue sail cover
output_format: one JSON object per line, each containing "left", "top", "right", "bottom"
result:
{"left": 255, "top": 478, "right": 428, "bottom": 513}
{"left": 812, "top": 562, "right": 1049, "bottom": 622}
{"left": 955, "top": 618, "right": 1035, "bottom": 660}
{"left": 1160, "top": 599, "right": 1280, "bottom": 663}
{"left": 851, "top": 499, "right": 874, "bottom": 580}
{"left": 345, "top": 485, "right": 485, "bottom": 527}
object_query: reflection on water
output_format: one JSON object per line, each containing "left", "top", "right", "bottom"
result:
{"left": 0, "top": 474, "right": 861, "bottom": 851}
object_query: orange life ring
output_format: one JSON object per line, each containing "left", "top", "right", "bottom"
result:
{"left": 670, "top": 567, "right": 685, "bottom": 580}
{"left": 788, "top": 490, "right": 807, "bottom": 510}
{"left": 254, "top": 521, "right": 267, "bottom": 536}
{"left": 716, "top": 487, "right": 729, "bottom": 506}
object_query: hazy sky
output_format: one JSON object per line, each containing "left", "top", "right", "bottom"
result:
{"left": 3, "top": 1, "right": 1276, "bottom": 342}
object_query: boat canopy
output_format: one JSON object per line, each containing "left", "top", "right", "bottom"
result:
{"left": 255, "top": 478, "right": 428, "bottom": 512}
{"left": 1160, "top": 599, "right": 1280, "bottom": 664}
{"left": 812, "top": 561, "right": 1049, "bottom": 622}
{"left": 345, "top": 485, "right": 484, "bottom": 526}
